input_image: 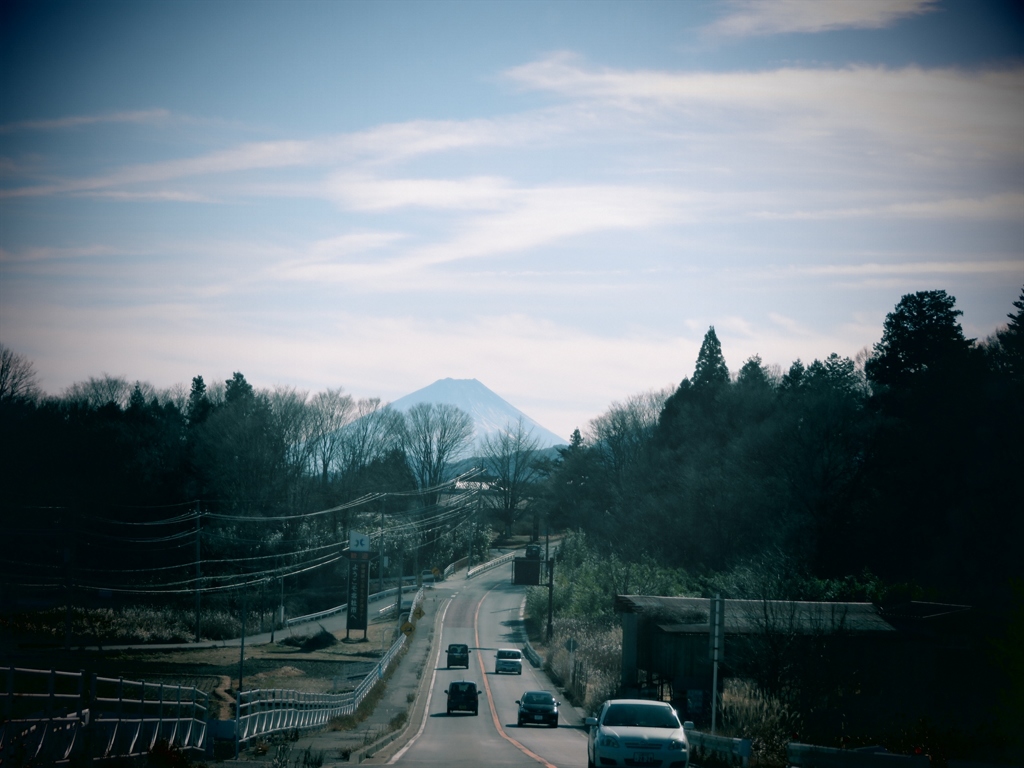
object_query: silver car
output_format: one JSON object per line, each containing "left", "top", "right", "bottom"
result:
{"left": 494, "top": 648, "right": 523, "bottom": 674}
{"left": 586, "top": 699, "right": 690, "bottom": 768}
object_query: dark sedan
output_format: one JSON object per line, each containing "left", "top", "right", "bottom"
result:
{"left": 516, "top": 690, "right": 559, "bottom": 727}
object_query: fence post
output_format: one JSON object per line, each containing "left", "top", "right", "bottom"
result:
{"left": 5, "top": 665, "right": 13, "bottom": 720}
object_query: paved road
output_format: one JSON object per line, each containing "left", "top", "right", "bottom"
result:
{"left": 381, "top": 566, "right": 590, "bottom": 768}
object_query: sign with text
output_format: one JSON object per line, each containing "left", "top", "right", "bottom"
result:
{"left": 347, "top": 558, "right": 369, "bottom": 631}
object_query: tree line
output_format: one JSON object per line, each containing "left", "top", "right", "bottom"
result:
{"left": 0, "top": 363, "right": 501, "bottom": 618}
{"left": 538, "top": 288, "right": 1024, "bottom": 611}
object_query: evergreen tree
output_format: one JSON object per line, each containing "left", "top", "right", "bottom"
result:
{"left": 865, "top": 289, "right": 973, "bottom": 390}
{"left": 693, "top": 326, "right": 729, "bottom": 392}
{"left": 995, "top": 286, "right": 1024, "bottom": 384}
{"left": 736, "top": 354, "right": 772, "bottom": 391}
{"left": 187, "top": 375, "right": 212, "bottom": 426}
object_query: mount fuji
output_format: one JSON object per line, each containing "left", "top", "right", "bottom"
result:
{"left": 389, "top": 378, "right": 567, "bottom": 454}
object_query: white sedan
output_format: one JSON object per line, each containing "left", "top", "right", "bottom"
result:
{"left": 586, "top": 699, "right": 690, "bottom": 768}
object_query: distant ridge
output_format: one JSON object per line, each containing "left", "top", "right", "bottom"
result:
{"left": 389, "top": 378, "right": 566, "bottom": 453}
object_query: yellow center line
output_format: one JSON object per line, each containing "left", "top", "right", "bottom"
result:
{"left": 474, "top": 584, "right": 557, "bottom": 768}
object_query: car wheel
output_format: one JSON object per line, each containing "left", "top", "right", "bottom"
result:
{"left": 517, "top": 718, "right": 523, "bottom": 727}
{"left": 550, "top": 719, "right": 558, "bottom": 728}
{"left": 473, "top": 708, "right": 479, "bottom": 716}
{"left": 446, "top": 708, "right": 452, "bottom": 715}
{"left": 517, "top": 669, "right": 522, "bottom": 675}
{"left": 587, "top": 752, "right": 595, "bottom": 768}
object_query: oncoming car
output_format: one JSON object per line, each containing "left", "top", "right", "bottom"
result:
{"left": 517, "top": 690, "right": 559, "bottom": 727}
{"left": 494, "top": 648, "right": 523, "bottom": 674}
{"left": 586, "top": 699, "right": 690, "bottom": 768}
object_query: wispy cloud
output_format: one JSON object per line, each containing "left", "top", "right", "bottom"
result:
{"left": 506, "top": 55, "right": 1024, "bottom": 161}
{"left": 0, "top": 112, "right": 566, "bottom": 200}
{"left": 705, "top": 0, "right": 938, "bottom": 38}
{"left": 326, "top": 174, "right": 512, "bottom": 211}
{"left": 0, "top": 109, "right": 171, "bottom": 134}
{"left": 751, "top": 193, "right": 1024, "bottom": 221}
{"left": 800, "top": 260, "right": 1022, "bottom": 277}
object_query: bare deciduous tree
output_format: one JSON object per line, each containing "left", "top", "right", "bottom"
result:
{"left": 588, "top": 387, "right": 671, "bottom": 478}
{"left": 403, "top": 402, "right": 474, "bottom": 494}
{"left": 268, "top": 385, "right": 314, "bottom": 486}
{"left": 307, "top": 387, "right": 354, "bottom": 485}
{"left": 482, "top": 417, "right": 542, "bottom": 536}
{"left": 63, "top": 373, "right": 132, "bottom": 408}
{"left": 338, "top": 397, "right": 406, "bottom": 476}
{"left": 0, "top": 343, "right": 41, "bottom": 403}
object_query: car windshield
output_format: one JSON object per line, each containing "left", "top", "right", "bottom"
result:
{"left": 602, "top": 704, "right": 679, "bottom": 729}
{"left": 523, "top": 692, "right": 553, "bottom": 705}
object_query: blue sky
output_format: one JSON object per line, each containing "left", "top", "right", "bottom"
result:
{"left": 1, "top": 0, "right": 1022, "bottom": 440}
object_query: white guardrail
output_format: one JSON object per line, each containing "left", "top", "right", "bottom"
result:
{"left": 286, "top": 579, "right": 418, "bottom": 628}
{"left": 466, "top": 551, "right": 514, "bottom": 579}
{"left": 685, "top": 728, "right": 752, "bottom": 767}
{"left": 0, "top": 667, "right": 209, "bottom": 764}
{"left": 236, "top": 587, "right": 425, "bottom": 747}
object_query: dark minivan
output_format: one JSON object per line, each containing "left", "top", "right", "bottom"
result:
{"left": 446, "top": 643, "right": 470, "bottom": 668}
{"left": 445, "top": 681, "right": 479, "bottom": 715}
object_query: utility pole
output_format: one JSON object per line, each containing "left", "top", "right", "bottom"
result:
{"left": 396, "top": 541, "right": 403, "bottom": 627}
{"left": 710, "top": 594, "right": 723, "bottom": 734}
{"left": 546, "top": 556, "right": 554, "bottom": 642}
{"left": 469, "top": 486, "right": 481, "bottom": 571}
{"left": 235, "top": 585, "right": 247, "bottom": 760}
{"left": 378, "top": 496, "right": 385, "bottom": 594}
{"left": 194, "top": 502, "right": 202, "bottom": 643}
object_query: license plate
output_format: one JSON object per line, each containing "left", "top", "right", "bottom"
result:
{"left": 534, "top": 715, "right": 544, "bottom": 721}
{"left": 633, "top": 753, "right": 657, "bottom": 765}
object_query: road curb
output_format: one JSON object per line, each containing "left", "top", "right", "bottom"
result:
{"left": 347, "top": 591, "right": 450, "bottom": 764}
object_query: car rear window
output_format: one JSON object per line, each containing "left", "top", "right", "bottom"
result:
{"left": 524, "top": 692, "right": 553, "bottom": 704}
{"left": 603, "top": 703, "right": 679, "bottom": 728}
{"left": 497, "top": 650, "right": 521, "bottom": 659}
{"left": 451, "top": 683, "right": 475, "bottom": 693}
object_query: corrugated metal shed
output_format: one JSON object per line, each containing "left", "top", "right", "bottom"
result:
{"left": 615, "top": 595, "right": 894, "bottom": 634}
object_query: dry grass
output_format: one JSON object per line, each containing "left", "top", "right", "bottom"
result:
{"left": 720, "top": 679, "right": 802, "bottom": 767}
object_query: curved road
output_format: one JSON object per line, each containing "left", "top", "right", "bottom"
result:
{"left": 381, "top": 564, "right": 590, "bottom": 768}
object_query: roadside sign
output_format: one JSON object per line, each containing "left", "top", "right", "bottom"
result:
{"left": 350, "top": 531, "right": 370, "bottom": 552}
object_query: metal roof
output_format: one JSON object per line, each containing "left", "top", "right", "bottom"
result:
{"left": 615, "top": 595, "right": 894, "bottom": 634}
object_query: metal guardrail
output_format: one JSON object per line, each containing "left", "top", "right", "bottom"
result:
{"left": 467, "top": 551, "right": 514, "bottom": 579}
{"left": 236, "top": 588, "right": 425, "bottom": 747}
{"left": 444, "top": 556, "right": 468, "bottom": 579}
{"left": 0, "top": 667, "right": 208, "bottom": 764}
{"left": 286, "top": 580, "right": 418, "bottom": 627}
{"left": 685, "top": 727, "right": 752, "bottom": 767}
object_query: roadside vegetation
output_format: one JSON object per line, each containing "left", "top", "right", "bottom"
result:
{"left": 525, "top": 288, "right": 1023, "bottom": 763}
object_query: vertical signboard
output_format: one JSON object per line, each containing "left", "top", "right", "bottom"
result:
{"left": 347, "top": 531, "right": 371, "bottom": 633}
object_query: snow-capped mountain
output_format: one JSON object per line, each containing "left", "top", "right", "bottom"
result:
{"left": 389, "top": 378, "right": 566, "bottom": 454}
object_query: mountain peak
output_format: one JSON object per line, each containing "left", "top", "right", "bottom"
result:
{"left": 389, "top": 379, "right": 566, "bottom": 453}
